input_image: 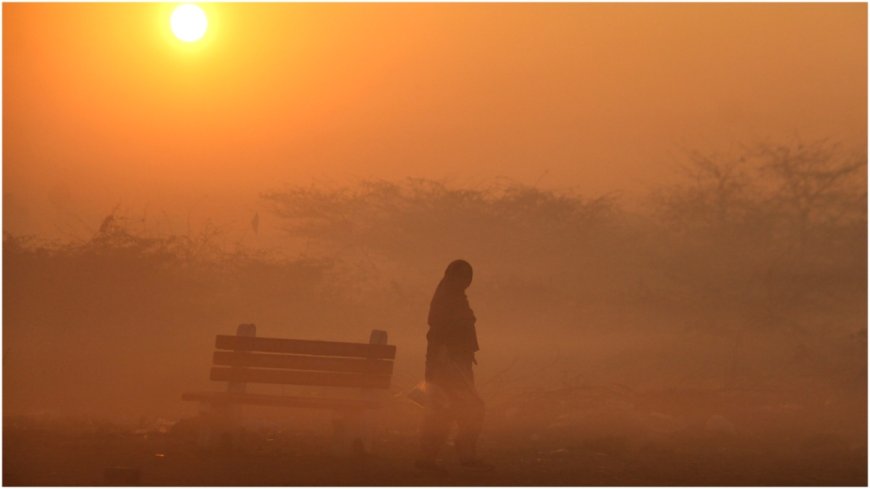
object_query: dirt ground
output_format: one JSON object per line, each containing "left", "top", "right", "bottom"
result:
{"left": 4, "top": 383, "right": 866, "bottom": 486}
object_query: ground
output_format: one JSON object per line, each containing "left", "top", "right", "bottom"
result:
{"left": 4, "top": 384, "right": 867, "bottom": 485}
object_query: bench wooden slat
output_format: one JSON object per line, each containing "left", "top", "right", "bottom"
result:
{"left": 213, "top": 351, "right": 394, "bottom": 375}
{"left": 181, "top": 392, "right": 382, "bottom": 411}
{"left": 215, "top": 335, "right": 396, "bottom": 359}
{"left": 210, "top": 367, "right": 392, "bottom": 389}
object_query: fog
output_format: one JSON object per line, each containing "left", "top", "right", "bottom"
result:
{"left": 5, "top": 139, "right": 865, "bottom": 420}
{"left": 3, "top": 3, "right": 867, "bottom": 485}
{"left": 3, "top": 3, "right": 866, "bottom": 242}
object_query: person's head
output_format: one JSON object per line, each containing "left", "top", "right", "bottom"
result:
{"left": 443, "top": 259, "right": 473, "bottom": 290}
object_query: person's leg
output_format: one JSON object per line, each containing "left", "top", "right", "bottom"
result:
{"left": 417, "top": 382, "right": 456, "bottom": 471}
{"left": 453, "top": 388, "right": 485, "bottom": 464}
{"left": 419, "top": 406, "right": 451, "bottom": 460}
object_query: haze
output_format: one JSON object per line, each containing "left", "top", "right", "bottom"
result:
{"left": 3, "top": 3, "right": 867, "bottom": 485}
{"left": 4, "top": 3, "right": 866, "bottom": 242}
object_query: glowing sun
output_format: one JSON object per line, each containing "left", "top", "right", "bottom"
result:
{"left": 170, "top": 4, "right": 207, "bottom": 43}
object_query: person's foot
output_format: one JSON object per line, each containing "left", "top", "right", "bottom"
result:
{"left": 460, "top": 458, "right": 494, "bottom": 470}
{"left": 415, "top": 459, "right": 448, "bottom": 475}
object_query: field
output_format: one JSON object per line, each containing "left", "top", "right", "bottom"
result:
{"left": 5, "top": 379, "right": 866, "bottom": 486}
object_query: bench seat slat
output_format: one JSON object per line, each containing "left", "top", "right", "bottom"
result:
{"left": 210, "top": 367, "right": 392, "bottom": 389}
{"left": 213, "top": 351, "right": 394, "bottom": 375}
{"left": 182, "top": 392, "right": 382, "bottom": 410}
{"left": 215, "top": 335, "right": 396, "bottom": 359}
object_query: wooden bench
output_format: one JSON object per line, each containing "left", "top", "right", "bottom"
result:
{"left": 182, "top": 324, "right": 396, "bottom": 453}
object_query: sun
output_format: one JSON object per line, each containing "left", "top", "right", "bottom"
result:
{"left": 170, "top": 4, "right": 208, "bottom": 43}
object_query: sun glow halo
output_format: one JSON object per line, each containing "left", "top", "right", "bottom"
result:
{"left": 170, "top": 4, "right": 207, "bottom": 43}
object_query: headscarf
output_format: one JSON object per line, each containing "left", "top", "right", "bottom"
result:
{"left": 427, "top": 259, "right": 479, "bottom": 355}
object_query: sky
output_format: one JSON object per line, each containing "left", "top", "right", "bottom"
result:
{"left": 3, "top": 3, "right": 866, "bottom": 243}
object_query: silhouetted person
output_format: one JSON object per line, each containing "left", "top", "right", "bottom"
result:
{"left": 416, "top": 259, "right": 490, "bottom": 472}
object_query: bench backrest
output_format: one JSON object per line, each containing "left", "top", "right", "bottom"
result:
{"left": 209, "top": 326, "right": 396, "bottom": 390}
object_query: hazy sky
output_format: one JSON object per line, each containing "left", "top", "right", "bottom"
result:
{"left": 4, "top": 3, "right": 866, "bottom": 242}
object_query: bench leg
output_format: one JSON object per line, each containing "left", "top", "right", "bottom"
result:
{"left": 356, "top": 409, "right": 376, "bottom": 454}
{"left": 198, "top": 324, "right": 256, "bottom": 450}
{"left": 198, "top": 403, "right": 244, "bottom": 451}
{"left": 331, "top": 410, "right": 371, "bottom": 457}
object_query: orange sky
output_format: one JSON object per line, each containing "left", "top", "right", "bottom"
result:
{"left": 3, "top": 3, "right": 866, "bottom": 243}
